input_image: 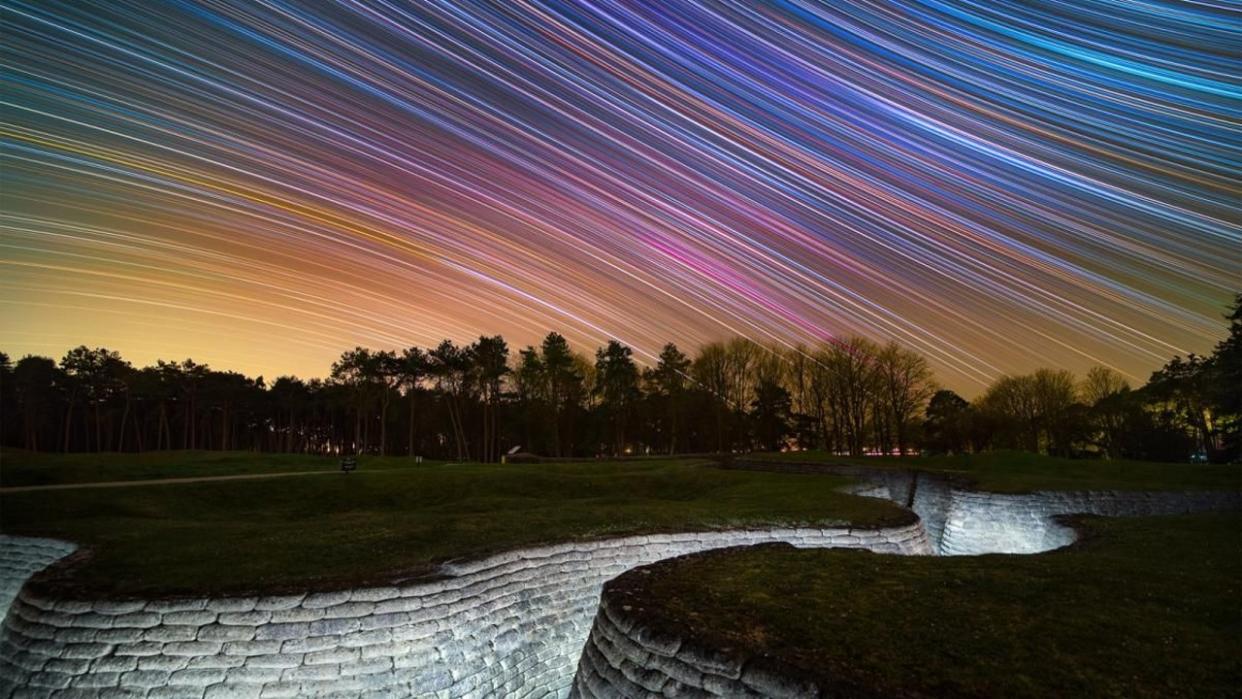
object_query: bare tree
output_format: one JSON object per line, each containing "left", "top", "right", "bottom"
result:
{"left": 978, "top": 374, "right": 1041, "bottom": 452}
{"left": 875, "top": 342, "right": 937, "bottom": 456}
{"left": 1080, "top": 366, "right": 1131, "bottom": 459}
{"left": 692, "top": 341, "right": 732, "bottom": 451}
{"left": 1080, "top": 366, "right": 1129, "bottom": 406}
{"left": 824, "top": 337, "right": 881, "bottom": 456}
{"left": 980, "top": 369, "right": 1078, "bottom": 454}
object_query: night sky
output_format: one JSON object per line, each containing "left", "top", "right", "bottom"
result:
{"left": 2, "top": 1, "right": 1238, "bottom": 393}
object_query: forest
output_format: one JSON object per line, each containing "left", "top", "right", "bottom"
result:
{"left": 3, "top": 296, "right": 1238, "bottom": 464}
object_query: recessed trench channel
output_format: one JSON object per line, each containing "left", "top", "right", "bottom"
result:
{"left": 0, "top": 467, "right": 1235, "bottom": 698}
{"left": 780, "top": 462, "right": 1236, "bottom": 556}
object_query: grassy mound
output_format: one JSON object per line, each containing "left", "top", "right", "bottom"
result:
{"left": 622, "top": 512, "right": 1241, "bottom": 698}
{"left": 747, "top": 450, "right": 1242, "bottom": 493}
{"left": 0, "top": 456, "right": 907, "bottom": 597}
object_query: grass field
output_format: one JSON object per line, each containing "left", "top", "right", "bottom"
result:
{"left": 7, "top": 449, "right": 1237, "bottom": 493}
{"left": 0, "top": 455, "right": 907, "bottom": 597}
{"left": 0, "top": 450, "right": 445, "bottom": 488}
{"left": 622, "top": 512, "right": 1242, "bottom": 698}
{"left": 4, "top": 450, "right": 1236, "bottom": 599}
{"left": 747, "top": 450, "right": 1242, "bottom": 493}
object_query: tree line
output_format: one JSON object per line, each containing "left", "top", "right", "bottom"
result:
{"left": 3, "top": 295, "right": 1238, "bottom": 463}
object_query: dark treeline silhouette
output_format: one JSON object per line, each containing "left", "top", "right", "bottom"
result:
{"left": 3, "top": 296, "right": 1239, "bottom": 463}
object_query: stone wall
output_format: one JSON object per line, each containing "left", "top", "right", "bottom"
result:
{"left": 573, "top": 565, "right": 822, "bottom": 699}
{"left": 730, "top": 461, "right": 1240, "bottom": 555}
{"left": 845, "top": 475, "right": 1238, "bottom": 555}
{"left": 934, "top": 488, "right": 1239, "bottom": 555}
{"left": 0, "top": 538, "right": 76, "bottom": 628}
{"left": 9, "top": 463, "right": 1234, "bottom": 698}
{"left": 571, "top": 478, "right": 1241, "bottom": 698}
{"left": 0, "top": 523, "right": 929, "bottom": 698}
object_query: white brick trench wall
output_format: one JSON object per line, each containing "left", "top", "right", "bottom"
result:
{"left": 571, "top": 488, "right": 1241, "bottom": 698}
{"left": 0, "top": 523, "right": 930, "bottom": 698}
{"left": 4, "top": 470, "right": 1236, "bottom": 699}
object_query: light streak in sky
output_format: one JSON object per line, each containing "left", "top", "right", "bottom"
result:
{"left": 1, "top": 0, "right": 1238, "bottom": 391}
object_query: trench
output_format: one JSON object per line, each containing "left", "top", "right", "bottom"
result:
{"left": 0, "top": 467, "right": 1235, "bottom": 698}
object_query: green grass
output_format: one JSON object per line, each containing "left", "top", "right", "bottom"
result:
{"left": 9, "top": 449, "right": 1236, "bottom": 493}
{"left": 622, "top": 512, "right": 1242, "bottom": 698}
{"left": 0, "top": 450, "right": 447, "bottom": 488}
{"left": 0, "top": 457, "right": 908, "bottom": 598}
{"left": 748, "top": 450, "right": 1242, "bottom": 493}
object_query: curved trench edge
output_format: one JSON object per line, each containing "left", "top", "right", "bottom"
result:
{"left": 2, "top": 471, "right": 1236, "bottom": 698}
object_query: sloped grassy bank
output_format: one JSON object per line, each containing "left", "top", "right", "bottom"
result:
{"left": 0, "top": 458, "right": 907, "bottom": 598}
{"left": 576, "top": 512, "right": 1242, "bottom": 698}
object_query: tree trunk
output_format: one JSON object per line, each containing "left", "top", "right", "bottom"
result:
{"left": 551, "top": 405, "right": 561, "bottom": 457}
{"left": 407, "top": 392, "right": 417, "bottom": 457}
{"left": 221, "top": 407, "right": 230, "bottom": 451}
{"left": 24, "top": 412, "right": 37, "bottom": 452}
{"left": 63, "top": 402, "right": 73, "bottom": 452}
{"left": 134, "top": 407, "right": 144, "bottom": 453}
{"left": 117, "top": 397, "right": 130, "bottom": 452}
{"left": 481, "top": 403, "right": 489, "bottom": 463}
{"left": 715, "top": 405, "right": 725, "bottom": 453}
{"left": 668, "top": 398, "right": 679, "bottom": 455}
{"left": 457, "top": 396, "right": 469, "bottom": 460}
{"left": 379, "top": 398, "right": 388, "bottom": 456}
{"left": 159, "top": 402, "right": 171, "bottom": 450}
{"left": 448, "top": 394, "right": 468, "bottom": 461}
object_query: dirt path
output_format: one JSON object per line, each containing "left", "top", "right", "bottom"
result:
{"left": 0, "top": 468, "right": 393, "bottom": 493}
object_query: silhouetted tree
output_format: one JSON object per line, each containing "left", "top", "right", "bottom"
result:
{"left": 428, "top": 340, "right": 474, "bottom": 461}
{"left": 541, "top": 333, "right": 581, "bottom": 457}
{"left": 13, "top": 355, "right": 59, "bottom": 452}
{"left": 924, "top": 389, "right": 971, "bottom": 455}
{"left": 6, "top": 296, "right": 1238, "bottom": 463}
{"left": 826, "top": 337, "right": 881, "bottom": 456}
{"left": 875, "top": 342, "right": 937, "bottom": 456}
{"left": 1208, "top": 294, "right": 1241, "bottom": 461}
{"left": 644, "top": 343, "right": 691, "bottom": 454}
{"left": 59, "top": 347, "right": 127, "bottom": 452}
{"left": 371, "top": 351, "right": 402, "bottom": 457}
{"left": 514, "top": 346, "right": 546, "bottom": 454}
{"left": 594, "top": 340, "right": 639, "bottom": 454}
{"left": 978, "top": 369, "right": 1078, "bottom": 455}
{"left": 269, "top": 376, "right": 309, "bottom": 453}
{"left": 398, "top": 348, "right": 427, "bottom": 457}
{"left": 750, "top": 377, "right": 792, "bottom": 451}
{"left": 332, "top": 348, "right": 374, "bottom": 454}
{"left": 472, "top": 336, "right": 509, "bottom": 462}
{"left": 1079, "top": 367, "right": 1131, "bottom": 459}
{"left": 0, "top": 354, "right": 12, "bottom": 449}
{"left": 692, "top": 341, "right": 732, "bottom": 452}
{"left": 1147, "top": 354, "right": 1215, "bottom": 458}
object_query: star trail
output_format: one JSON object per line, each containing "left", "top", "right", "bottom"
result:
{"left": 2, "top": 0, "right": 1239, "bottom": 392}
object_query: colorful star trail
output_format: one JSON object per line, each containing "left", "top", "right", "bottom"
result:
{"left": 2, "top": 0, "right": 1239, "bottom": 392}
